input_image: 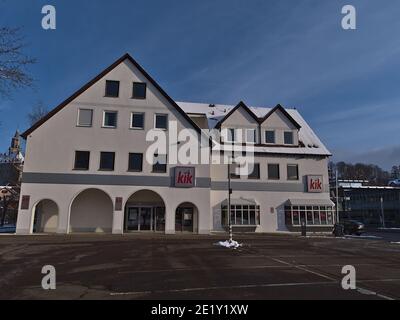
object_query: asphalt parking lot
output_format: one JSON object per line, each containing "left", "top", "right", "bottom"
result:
{"left": 0, "top": 233, "right": 399, "bottom": 300}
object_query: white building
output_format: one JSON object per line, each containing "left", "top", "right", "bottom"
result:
{"left": 16, "top": 53, "right": 334, "bottom": 235}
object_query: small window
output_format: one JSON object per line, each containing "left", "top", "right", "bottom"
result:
{"left": 155, "top": 114, "right": 168, "bottom": 130}
{"left": 268, "top": 164, "right": 280, "bottom": 180}
{"left": 103, "top": 111, "right": 118, "bottom": 128}
{"left": 284, "top": 131, "right": 294, "bottom": 145}
{"left": 248, "top": 163, "right": 260, "bottom": 179}
{"left": 105, "top": 80, "right": 120, "bottom": 97}
{"left": 132, "top": 82, "right": 146, "bottom": 99}
{"left": 246, "top": 129, "right": 256, "bottom": 144}
{"left": 229, "top": 163, "right": 240, "bottom": 179}
{"left": 226, "top": 128, "right": 236, "bottom": 142}
{"left": 287, "top": 164, "right": 299, "bottom": 180}
{"left": 128, "top": 153, "right": 143, "bottom": 172}
{"left": 77, "top": 109, "right": 93, "bottom": 127}
{"left": 74, "top": 151, "right": 90, "bottom": 170}
{"left": 265, "top": 131, "right": 275, "bottom": 144}
{"left": 152, "top": 154, "right": 167, "bottom": 173}
{"left": 100, "top": 152, "right": 115, "bottom": 171}
{"left": 131, "top": 113, "right": 144, "bottom": 129}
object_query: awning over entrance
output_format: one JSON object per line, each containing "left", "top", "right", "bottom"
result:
{"left": 221, "top": 198, "right": 257, "bottom": 206}
{"left": 287, "top": 198, "right": 335, "bottom": 206}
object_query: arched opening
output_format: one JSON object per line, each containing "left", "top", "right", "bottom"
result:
{"left": 69, "top": 189, "right": 113, "bottom": 233}
{"left": 124, "top": 190, "right": 165, "bottom": 232}
{"left": 32, "top": 199, "right": 59, "bottom": 233}
{"left": 176, "top": 202, "right": 199, "bottom": 233}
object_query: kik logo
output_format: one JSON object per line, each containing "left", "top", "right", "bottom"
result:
{"left": 177, "top": 171, "right": 193, "bottom": 184}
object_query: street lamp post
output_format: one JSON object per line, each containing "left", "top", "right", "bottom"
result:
{"left": 336, "top": 169, "right": 340, "bottom": 224}
{"left": 228, "top": 160, "right": 233, "bottom": 242}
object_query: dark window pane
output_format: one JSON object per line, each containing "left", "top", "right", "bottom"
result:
{"left": 152, "top": 154, "right": 167, "bottom": 173}
{"left": 131, "top": 113, "right": 144, "bottom": 129}
{"left": 248, "top": 163, "right": 260, "bottom": 179}
{"left": 78, "top": 109, "right": 93, "bottom": 127}
{"left": 128, "top": 153, "right": 143, "bottom": 171}
{"left": 265, "top": 131, "right": 275, "bottom": 144}
{"left": 132, "top": 82, "right": 146, "bottom": 99}
{"left": 155, "top": 114, "right": 168, "bottom": 130}
{"left": 284, "top": 131, "right": 294, "bottom": 144}
{"left": 287, "top": 164, "right": 299, "bottom": 180}
{"left": 100, "top": 152, "right": 115, "bottom": 171}
{"left": 268, "top": 164, "right": 280, "bottom": 180}
{"left": 103, "top": 111, "right": 117, "bottom": 127}
{"left": 105, "top": 80, "right": 119, "bottom": 97}
{"left": 74, "top": 151, "right": 90, "bottom": 170}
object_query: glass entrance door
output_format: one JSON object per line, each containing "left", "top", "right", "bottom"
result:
{"left": 127, "top": 207, "right": 140, "bottom": 231}
{"left": 140, "top": 207, "right": 152, "bottom": 231}
{"left": 176, "top": 207, "right": 194, "bottom": 232}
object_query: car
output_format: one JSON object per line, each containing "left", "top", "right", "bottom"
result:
{"left": 0, "top": 225, "right": 16, "bottom": 234}
{"left": 342, "top": 220, "right": 365, "bottom": 236}
{"left": 388, "top": 179, "right": 400, "bottom": 187}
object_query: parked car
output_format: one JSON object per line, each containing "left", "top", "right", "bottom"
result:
{"left": 0, "top": 225, "right": 16, "bottom": 234}
{"left": 388, "top": 179, "right": 400, "bottom": 187}
{"left": 342, "top": 220, "right": 365, "bottom": 235}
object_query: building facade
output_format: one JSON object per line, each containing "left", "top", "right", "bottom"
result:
{"left": 16, "top": 54, "right": 334, "bottom": 235}
{"left": 332, "top": 180, "right": 400, "bottom": 228}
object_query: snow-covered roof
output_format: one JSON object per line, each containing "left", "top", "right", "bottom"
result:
{"left": 177, "top": 101, "right": 331, "bottom": 156}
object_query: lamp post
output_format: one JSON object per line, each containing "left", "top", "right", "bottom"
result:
{"left": 227, "top": 159, "right": 233, "bottom": 242}
{"left": 336, "top": 169, "right": 340, "bottom": 224}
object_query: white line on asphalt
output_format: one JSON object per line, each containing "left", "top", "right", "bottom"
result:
{"left": 110, "top": 281, "right": 335, "bottom": 296}
{"left": 117, "top": 263, "right": 400, "bottom": 275}
{"left": 270, "top": 257, "right": 337, "bottom": 281}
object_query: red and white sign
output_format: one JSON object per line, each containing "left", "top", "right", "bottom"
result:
{"left": 307, "top": 175, "right": 323, "bottom": 193}
{"left": 175, "top": 167, "right": 195, "bottom": 188}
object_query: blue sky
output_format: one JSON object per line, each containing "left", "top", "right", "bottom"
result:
{"left": 0, "top": 0, "right": 399, "bottom": 169}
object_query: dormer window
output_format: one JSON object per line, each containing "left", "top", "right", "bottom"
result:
{"left": 265, "top": 130, "right": 275, "bottom": 144}
{"left": 246, "top": 129, "right": 256, "bottom": 144}
{"left": 132, "top": 82, "right": 146, "bottom": 99}
{"left": 284, "top": 131, "right": 294, "bottom": 145}
{"left": 226, "top": 128, "right": 236, "bottom": 142}
{"left": 105, "top": 80, "right": 120, "bottom": 98}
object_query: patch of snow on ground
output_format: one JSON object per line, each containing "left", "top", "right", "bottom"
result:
{"left": 215, "top": 240, "right": 242, "bottom": 249}
{"left": 391, "top": 242, "right": 400, "bottom": 244}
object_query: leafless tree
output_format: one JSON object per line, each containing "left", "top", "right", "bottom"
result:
{"left": 0, "top": 27, "right": 36, "bottom": 98}
{"left": 27, "top": 101, "right": 48, "bottom": 126}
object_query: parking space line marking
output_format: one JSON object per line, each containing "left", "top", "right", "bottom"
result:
{"left": 270, "top": 257, "right": 337, "bottom": 281}
{"left": 110, "top": 281, "right": 335, "bottom": 296}
{"left": 117, "top": 263, "right": 400, "bottom": 275}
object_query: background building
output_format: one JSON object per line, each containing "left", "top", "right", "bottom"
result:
{"left": 331, "top": 180, "right": 400, "bottom": 228}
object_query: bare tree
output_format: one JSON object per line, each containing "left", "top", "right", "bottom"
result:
{"left": 27, "top": 101, "right": 48, "bottom": 126}
{"left": 0, "top": 27, "right": 36, "bottom": 98}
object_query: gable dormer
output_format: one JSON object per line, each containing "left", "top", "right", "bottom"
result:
{"left": 259, "top": 104, "right": 301, "bottom": 146}
{"left": 216, "top": 101, "right": 259, "bottom": 144}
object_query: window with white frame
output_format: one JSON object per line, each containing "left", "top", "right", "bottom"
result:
{"left": 226, "top": 128, "right": 236, "bottom": 142}
{"left": 284, "top": 205, "right": 335, "bottom": 226}
{"left": 77, "top": 109, "right": 93, "bottom": 127}
{"left": 246, "top": 128, "right": 257, "bottom": 144}
{"left": 131, "top": 112, "right": 144, "bottom": 129}
{"left": 221, "top": 204, "right": 260, "bottom": 226}
{"left": 103, "top": 111, "right": 118, "bottom": 128}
